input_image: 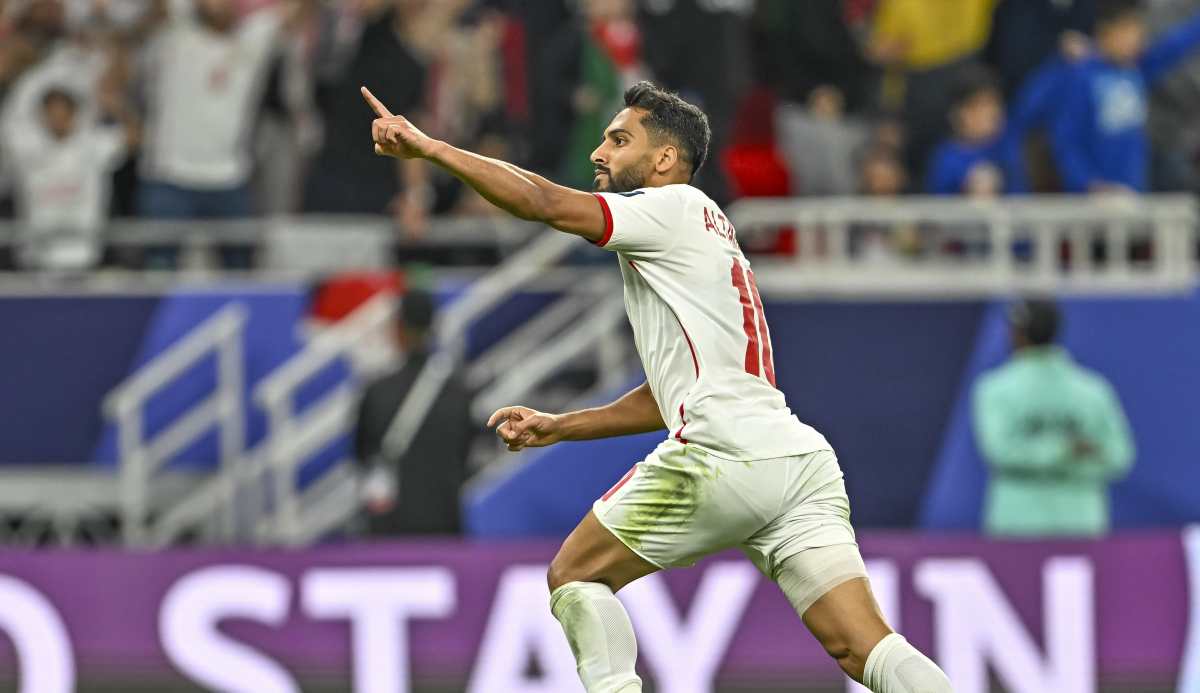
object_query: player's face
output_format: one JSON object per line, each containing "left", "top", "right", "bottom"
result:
{"left": 590, "top": 108, "right": 656, "bottom": 194}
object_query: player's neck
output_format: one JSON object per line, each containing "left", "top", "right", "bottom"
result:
{"left": 643, "top": 173, "right": 690, "bottom": 189}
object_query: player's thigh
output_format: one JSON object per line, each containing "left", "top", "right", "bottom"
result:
{"left": 592, "top": 445, "right": 769, "bottom": 574}
{"left": 740, "top": 450, "right": 857, "bottom": 579}
{"left": 548, "top": 510, "right": 659, "bottom": 593}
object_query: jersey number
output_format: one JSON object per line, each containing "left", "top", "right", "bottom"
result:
{"left": 731, "top": 258, "right": 776, "bottom": 386}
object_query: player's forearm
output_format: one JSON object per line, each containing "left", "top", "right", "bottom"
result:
{"left": 428, "top": 141, "right": 559, "bottom": 222}
{"left": 557, "top": 383, "right": 665, "bottom": 441}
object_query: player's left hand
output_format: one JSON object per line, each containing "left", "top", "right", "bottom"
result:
{"left": 487, "top": 406, "right": 565, "bottom": 452}
{"left": 361, "top": 86, "right": 437, "bottom": 160}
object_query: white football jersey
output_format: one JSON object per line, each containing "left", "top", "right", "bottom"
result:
{"left": 594, "top": 184, "right": 831, "bottom": 461}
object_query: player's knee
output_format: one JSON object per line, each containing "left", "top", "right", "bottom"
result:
{"left": 820, "top": 637, "right": 868, "bottom": 680}
{"left": 547, "top": 558, "right": 577, "bottom": 592}
{"left": 817, "top": 629, "right": 883, "bottom": 680}
{"left": 816, "top": 630, "right": 852, "bottom": 661}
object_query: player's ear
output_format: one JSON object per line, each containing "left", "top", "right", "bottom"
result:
{"left": 654, "top": 145, "right": 679, "bottom": 175}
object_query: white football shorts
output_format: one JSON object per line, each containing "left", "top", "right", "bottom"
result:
{"left": 592, "top": 441, "right": 858, "bottom": 580}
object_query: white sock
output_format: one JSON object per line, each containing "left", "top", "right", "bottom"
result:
{"left": 550, "top": 581, "right": 642, "bottom": 693}
{"left": 862, "top": 633, "right": 952, "bottom": 693}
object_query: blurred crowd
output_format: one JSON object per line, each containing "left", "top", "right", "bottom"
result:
{"left": 1, "top": 0, "right": 1199, "bottom": 269}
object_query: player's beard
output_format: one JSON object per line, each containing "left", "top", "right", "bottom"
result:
{"left": 593, "top": 155, "right": 652, "bottom": 193}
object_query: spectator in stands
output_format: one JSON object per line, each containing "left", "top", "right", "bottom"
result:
{"left": 0, "top": 2, "right": 131, "bottom": 126}
{"left": 926, "top": 66, "right": 1028, "bottom": 196}
{"left": 1050, "top": 0, "right": 1200, "bottom": 193}
{"left": 859, "top": 145, "right": 908, "bottom": 197}
{"left": 537, "top": 0, "right": 646, "bottom": 190}
{"left": 868, "top": 113, "right": 908, "bottom": 158}
{"left": 420, "top": 5, "right": 506, "bottom": 148}
{"left": 4, "top": 80, "right": 137, "bottom": 270}
{"left": 418, "top": 6, "right": 508, "bottom": 221}
{"left": 354, "top": 289, "right": 471, "bottom": 536}
{"left": 868, "top": 0, "right": 999, "bottom": 179}
{"left": 776, "top": 85, "right": 869, "bottom": 197}
{"left": 251, "top": 0, "right": 326, "bottom": 216}
{"left": 303, "top": 0, "right": 431, "bottom": 232}
{"left": 637, "top": 0, "right": 752, "bottom": 202}
{"left": 852, "top": 145, "right": 924, "bottom": 260}
{"left": 0, "top": 0, "right": 100, "bottom": 215}
{"left": 1005, "top": 31, "right": 1095, "bottom": 191}
{"left": 524, "top": 1, "right": 582, "bottom": 175}
{"left": 136, "top": 0, "right": 292, "bottom": 255}
{"left": 973, "top": 299, "right": 1134, "bottom": 537}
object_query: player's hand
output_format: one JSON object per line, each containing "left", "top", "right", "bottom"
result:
{"left": 487, "top": 406, "right": 566, "bottom": 452}
{"left": 361, "top": 86, "right": 437, "bottom": 160}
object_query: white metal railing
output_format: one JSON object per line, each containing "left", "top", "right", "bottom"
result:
{"left": 729, "top": 194, "right": 1198, "bottom": 296}
{"left": 437, "top": 230, "right": 583, "bottom": 359}
{"left": 0, "top": 196, "right": 1191, "bottom": 292}
{"left": 148, "top": 291, "right": 400, "bottom": 547}
{"left": 0, "top": 216, "right": 540, "bottom": 248}
{"left": 252, "top": 291, "right": 399, "bottom": 544}
{"left": 471, "top": 294, "right": 628, "bottom": 421}
{"left": 0, "top": 216, "right": 541, "bottom": 276}
{"left": 103, "top": 303, "right": 248, "bottom": 545}
{"left": 465, "top": 271, "right": 612, "bottom": 390}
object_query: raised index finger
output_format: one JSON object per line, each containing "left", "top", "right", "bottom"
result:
{"left": 360, "top": 86, "right": 393, "bottom": 118}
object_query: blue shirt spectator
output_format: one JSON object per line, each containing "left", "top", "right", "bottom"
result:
{"left": 926, "top": 66, "right": 1029, "bottom": 196}
{"left": 1051, "top": 4, "right": 1200, "bottom": 192}
{"left": 927, "top": 136, "right": 1028, "bottom": 196}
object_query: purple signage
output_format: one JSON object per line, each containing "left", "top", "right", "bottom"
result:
{"left": 0, "top": 530, "right": 1195, "bottom": 692}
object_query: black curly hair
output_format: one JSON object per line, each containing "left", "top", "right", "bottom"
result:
{"left": 621, "top": 81, "right": 711, "bottom": 181}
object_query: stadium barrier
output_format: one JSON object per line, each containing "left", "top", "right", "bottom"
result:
{"left": 730, "top": 194, "right": 1198, "bottom": 296}
{"left": 0, "top": 216, "right": 541, "bottom": 275}
{"left": 0, "top": 195, "right": 1193, "bottom": 294}
{"left": 0, "top": 530, "right": 1193, "bottom": 693}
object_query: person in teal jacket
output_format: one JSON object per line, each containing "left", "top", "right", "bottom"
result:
{"left": 972, "top": 299, "right": 1135, "bottom": 537}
